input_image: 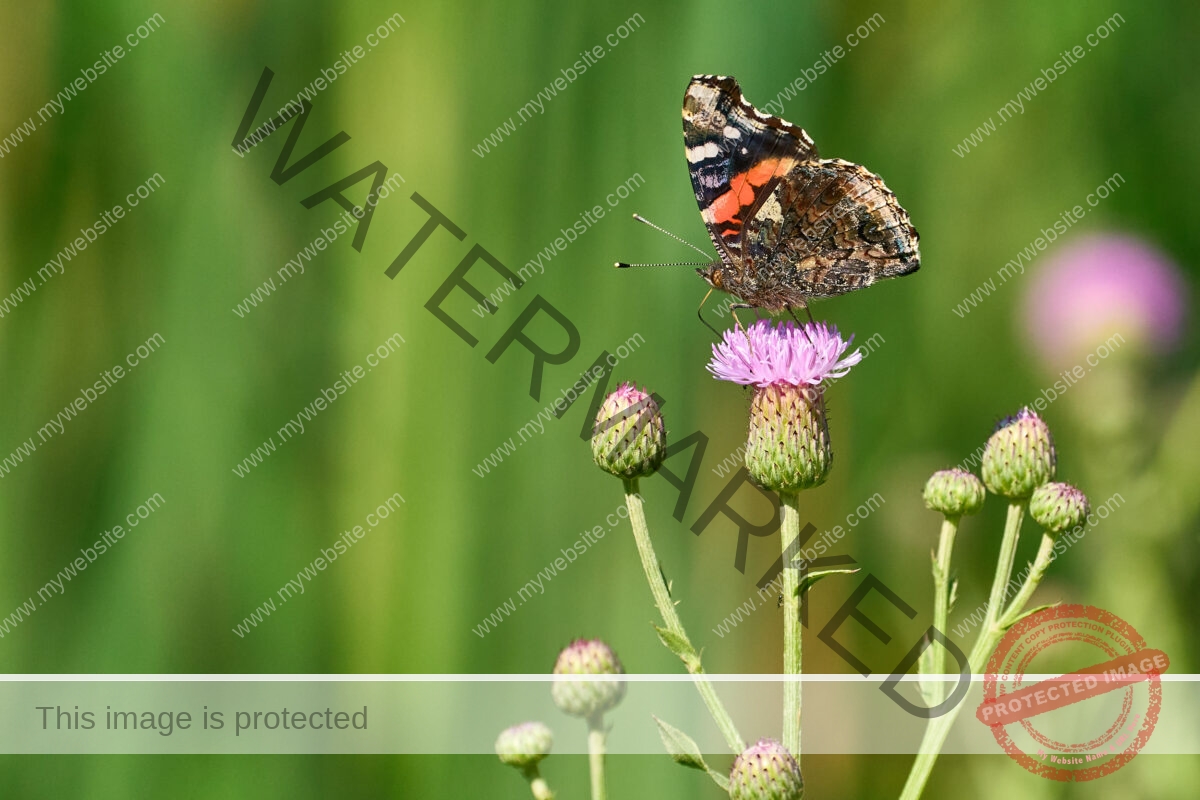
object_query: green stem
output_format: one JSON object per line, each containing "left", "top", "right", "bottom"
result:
{"left": 587, "top": 714, "right": 607, "bottom": 800}
{"left": 998, "top": 532, "right": 1056, "bottom": 628}
{"left": 929, "top": 516, "right": 959, "bottom": 704}
{"left": 898, "top": 502, "right": 1026, "bottom": 800}
{"left": 983, "top": 502, "right": 1026, "bottom": 632}
{"left": 780, "top": 492, "right": 802, "bottom": 757}
{"left": 623, "top": 479, "right": 746, "bottom": 753}
{"left": 523, "top": 765, "right": 555, "bottom": 800}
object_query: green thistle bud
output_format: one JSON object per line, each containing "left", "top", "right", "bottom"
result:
{"left": 1030, "top": 482, "right": 1090, "bottom": 534}
{"left": 551, "top": 638, "right": 626, "bottom": 718}
{"left": 745, "top": 384, "right": 831, "bottom": 493}
{"left": 980, "top": 409, "right": 1057, "bottom": 499}
{"left": 923, "top": 469, "right": 986, "bottom": 518}
{"left": 495, "top": 721, "right": 553, "bottom": 769}
{"left": 591, "top": 383, "right": 666, "bottom": 479}
{"left": 729, "top": 738, "right": 804, "bottom": 800}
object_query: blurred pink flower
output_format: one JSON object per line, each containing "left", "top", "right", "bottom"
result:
{"left": 1023, "top": 233, "right": 1188, "bottom": 367}
{"left": 708, "top": 319, "right": 862, "bottom": 387}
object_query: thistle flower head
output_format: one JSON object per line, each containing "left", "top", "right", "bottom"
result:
{"left": 495, "top": 722, "right": 553, "bottom": 769}
{"left": 590, "top": 383, "right": 666, "bottom": 479}
{"left": 1030, "top": 482, "right": 1090, "bottom": 534}
{"left": 981, "top": 409, "right": 1057, "bottom": 499}
{"left": 1023, "top": 233, "right": 1188, "bottom": 369}
{"left": 729, "top": 738, "right": 804, "bottom": 800}
{"left": 923, "top": 469, "right": 986, "bottom": 518}
{"left": 709, "top": 321, "right": 860, "bottom": 493}
{"left": 551, "top": 638, "right": 626, "bottom": 718}
{"left": 708, "top": 320, "right": 862, "bottom": 388}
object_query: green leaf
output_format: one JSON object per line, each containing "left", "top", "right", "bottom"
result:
{"left": 653, "top": 624, "right": 697, "bottom": 660}
{"left": 1002, "top": 602, "right": 1059, "bottom": 630}
{"left": 795, "top": 567, "right": 860, "bottom": 598}
{"left": 653, "top": 717, "right": 729, "bottom": 791}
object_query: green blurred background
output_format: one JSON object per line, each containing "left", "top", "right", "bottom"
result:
{"left": 1, "top": 0, "right": 1197, "bottom": 796}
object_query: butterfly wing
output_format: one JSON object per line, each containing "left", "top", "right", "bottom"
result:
{"left": 742, "top": 158, "right": 920, "bottom": 302}
{"left": 682, "top": 75, "right": 817, "bottom": 268}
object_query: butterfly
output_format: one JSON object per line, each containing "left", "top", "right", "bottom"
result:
{"left": 682, "top": 74, "right": 919, "bottom": 315}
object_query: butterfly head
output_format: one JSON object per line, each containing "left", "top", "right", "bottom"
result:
{"left": 697, "top": 263, "right": 726, "bottom": 291}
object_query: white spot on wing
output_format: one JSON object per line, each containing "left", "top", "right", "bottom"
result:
{"left": 685, "top": 142, "right": 722, "bottom": 163}
{"left": 723, "top": 126, "right": 741, "bottom": 139}
{"left": 759, "top": 192, "right": 784, "bottom": 223}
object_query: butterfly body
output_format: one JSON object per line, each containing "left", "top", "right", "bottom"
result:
{"left": 683, "top": 75, "right": 919, "bottom": 311}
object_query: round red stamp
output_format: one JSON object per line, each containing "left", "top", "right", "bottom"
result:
{"left": 975, "top": 604, "right": 1168, "bottom": 781}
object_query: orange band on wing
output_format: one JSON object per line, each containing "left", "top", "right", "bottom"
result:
{"left": 703, "top": 157, "right": 793, "bottom": 236}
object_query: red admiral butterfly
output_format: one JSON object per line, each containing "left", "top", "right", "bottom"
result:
{"left": 680, "top": 74, "right": 919, "bottom": 314}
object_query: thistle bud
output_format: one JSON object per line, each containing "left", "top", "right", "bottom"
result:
{"left": 591, "top": 383, "right": 666, "bottom": 479}
{"left": 980, "top": 409, "right": 1057, "bottom": 499}
{"left": 923, "top": 469, "right": 986, "bottom": 518}
{"left": 745, "top": 384, "right": 832, "bottom": 493}
{"left": 1030, "top": 482, "right": 1090, "bottom": 534}
{"left": 729, "top": 738, "right": 804, "bottom": 800}
{"left": 495, "top": 722, "right": 553, "bottom": 769}
{"left": 551, "top": 639, "right": 626, "bottom": 718}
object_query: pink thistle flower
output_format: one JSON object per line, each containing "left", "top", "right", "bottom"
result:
{"left": 707, "top": 320, "right": 862, "bottom": 493}
{"left": 1022, "top": 233, "right": 1188, "bottom": 368}
{"left": 707, "top": 320, "right": 863, "bottom": 388}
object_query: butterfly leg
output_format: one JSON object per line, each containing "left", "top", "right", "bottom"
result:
{"left": 798, "top": 297, "right": 816, "bottom": 325}
{"left": 785, "top": 300, "right": 816, "bottom": 345}
{"left": 729, "top": 303, "right": 757, "bottom": 350}
{"left": 729, "top": 304, "right": 754, "bottom": 333}
{"left": 785, "top": 298, "right": 816, "bottom": 325}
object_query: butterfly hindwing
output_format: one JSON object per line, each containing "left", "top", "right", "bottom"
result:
{"left": 744, "top": 159, "right": 920, "bottom": 299}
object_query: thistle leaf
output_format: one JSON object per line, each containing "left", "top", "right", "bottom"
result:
{"left": 653, "top": 624, "right": 697, "bottom": 660}
{"left": 653, "top": 716, "right": 730, "bottom": 791}
{"left": 1003, "top": 602, "right": 1060, "bottom": 630}
{"left": 795, "top": 567, "right": 860, "bottom": 597}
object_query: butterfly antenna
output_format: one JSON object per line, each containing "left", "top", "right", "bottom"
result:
{"left": 631, "top": 214, "right": 711, "bottom": 257}
{"left": 615, "top": 260, "right": 711, "bottom": 269}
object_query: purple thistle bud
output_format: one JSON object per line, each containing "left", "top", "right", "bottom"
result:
{"left": 495, "top": 721, "right": 553, "bottom": 769}
{"left": 1030, "top": 482, "right": 1090, "bottom": 534}
{"left": 590, "top": 383, "right": 666, "bottom": 479}
{"left": 551, "top": 639, "right": 626, "bottom": 718}
{"left": 729, "top": 738, "right": 804, "bottom": 800}
{"left": 981, "top": 409, "right": 1057, "bottom": 499}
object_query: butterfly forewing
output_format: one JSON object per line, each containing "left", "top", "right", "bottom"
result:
{"left": 683, "top": 75, "right": 817, "bottom": 260}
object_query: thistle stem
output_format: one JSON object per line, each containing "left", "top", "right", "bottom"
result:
{"left": 780, "top": 491, "right": 803, "bottom": 757}
{"left": 623, "top": 479, "right": 746, "bottom": 753}
{"left": 984, "top": 503, "right": 1026, "bottom": 631}
{"left": 523, "top": 766, "right": 555, "bottom": 800}
{"left": 929, "top": 516, "right": 959, "bottom": 704}
{"left": 586, "top": 714, "right": 607, "bottom": 800}
{"left": 999, "top": 532, "right": 1056, "bottom": 627}
{"left": 898, "top": 502, "right": 1029, "bottom": 800}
